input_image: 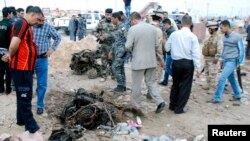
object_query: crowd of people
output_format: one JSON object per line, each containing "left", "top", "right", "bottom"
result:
{"left": 0, "top": 0, "right": 248, "bottom": 138}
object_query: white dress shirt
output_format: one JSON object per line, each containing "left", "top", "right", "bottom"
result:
{"left": 165, "top": 27, "right": 201, "bottom": 71}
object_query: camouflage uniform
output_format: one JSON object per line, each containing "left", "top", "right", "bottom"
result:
{"left": 111, "top": 23, "right": 127, "bottom": 88}
{"left": 202, "top": 32, "right": 223, "bottom": 90}
{"left": 93, "top": 19, "right": 116, "bottom": 79}
{"left": 78, "top": 17, "right": 86, "bottom": 40}
{"left": 151, "top": 22, "right": 165, "bottom": 82}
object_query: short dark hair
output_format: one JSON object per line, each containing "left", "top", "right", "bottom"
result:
{"left": 130, "top": 12, "right": 141, "bottom": 20}
{"left": 220, "top": 20, "right": 230, "bottom": 27}
{"left": 8, "top": 6, "right": 16, "bottom": 16}
{"left": 17, "top": 8, "right": 24, "bottom": 13}
{"left": 26, "top": 6, "right": 43, "bottom": 16}
{"left": 112, "top": 12, "right": 121, "bottom": 21}
{"left": 78, "top": 14, "right": 82, "bottom": 17}
{"left": 26, "top": 5, "right": 33, "bottom": 13}
{"left": 2, "top": 7, "right": 11, "bottom": 18}
{"left": 119, "top": 11, "right": 124, "bottom": 16}
{"left": 182, "top": 15, "right": 192, "bottom": 26}
{"left": 162, "top": 18, "right": 171, "bottom": 25}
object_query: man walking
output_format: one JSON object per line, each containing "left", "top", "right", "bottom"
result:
{"left": 0, "top": 7, "right": 13, "bottom": 94}
{"left": 8, "top": 6, "right": 44, "bottom": 134}
{"left": 109, "top": 12, "right": 127, "bottom": 93}
{"left": 208, "top": 20, "right": 244, "bottom": 103}
{"left": 160, "top": 18, "right": 176, "bottom": 86}
{"left": 33, "top": 16, "right": 61, "bottom": 115}
{"left": 125, "top": 12, "right": 165, "bottom": 113}
{"left": 166, "top": 15, "right": 201, "bottom": 114}
{"left": 201, "top": 21, "right": 222, "bottom": 92}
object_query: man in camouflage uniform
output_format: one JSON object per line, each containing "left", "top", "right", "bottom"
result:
{"left": 151, "top": 13, "right": 165, "bottom": 82}
{"left": 77, "top": 14, "right": 86, "bottom": 40}
{"left": 202, "top": 21, "right": 222, "bottom": 92}
{"left": 109, "top": 12, "right": 127, "bottom": 92}
{"left": 93, "top": 8, "right": 116, "bottom": 81}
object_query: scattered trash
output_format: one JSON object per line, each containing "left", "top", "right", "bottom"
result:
{"left": 194, "top": 134, "right": 204, "bottom": 141}
{"left": 48, "top": 125, "right": 86, "bottom": 141}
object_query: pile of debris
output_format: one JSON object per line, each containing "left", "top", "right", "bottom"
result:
{"left": 48, "top": 35, "right": 98, "bottom": 73}
{"left": 69, "top": 49, "right": 102, "bottom": 79}
{"left": 48, "top": 88, "right": 143, "bottom": 140}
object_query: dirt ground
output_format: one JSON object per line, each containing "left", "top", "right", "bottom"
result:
{"left": 0, "top": 36, "right": 249, "bottom": 141}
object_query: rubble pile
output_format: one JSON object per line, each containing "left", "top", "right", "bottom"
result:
{"left": 59, "top": 88, "right": 143, "bottom": 130}
{"left": 69, "top": 49, "right": 102, "bottom": 77}
{"left": 48, "top": 35, "right": 98, "bottom": 73}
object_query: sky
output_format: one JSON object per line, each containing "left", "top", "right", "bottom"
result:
{"left": 1, "top": 0, "right": 250, "bottom": 17}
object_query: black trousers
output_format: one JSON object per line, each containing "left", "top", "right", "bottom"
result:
{"left": 0, "top": 61, "right": 11, "bottom": 91}
{"left": 170, "top": 59, "right": 194, "bottom": 113}
{"left": 10, "top": 69, "right": 40, "bottom": 133}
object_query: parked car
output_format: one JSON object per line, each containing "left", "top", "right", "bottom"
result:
{"left": 81, "top": 12, "right": 102, "bottom": 30}
{"left": 53, "top": 16, "right": 70, "bottom": 35}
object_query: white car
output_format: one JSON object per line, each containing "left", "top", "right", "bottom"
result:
{"left": 53, "top": 17, "right": 71, "bottom": 35}
{"left": 81, "top": 12, "right": 102, "bottom": 30}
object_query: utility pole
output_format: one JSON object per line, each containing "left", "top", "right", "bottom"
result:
{"left": 206, "top": 2, "right": 209, "bottom": 18}
{"left": 4, "top": 0, "right": 7, "bottom": 7}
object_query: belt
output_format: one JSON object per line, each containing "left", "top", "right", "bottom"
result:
{"left": 37, "top": 53, "right": 47, "bottom": 58}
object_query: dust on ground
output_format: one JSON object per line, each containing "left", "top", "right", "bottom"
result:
{"left": 0, "top": 36, "right": 250, "bottom": 141}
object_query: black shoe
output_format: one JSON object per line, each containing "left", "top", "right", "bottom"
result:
{"left": 155, "top": 102, "right": 165, "bottom": 113}
{"left": 37, "top": 108, "right": 44, "bottom": 115}
{"left": 174, "top": 107, "right": 188, "bottom": 114}
{"left": 112, "top": 86, "right": 126, "bottom": 93}
{"left": 229, "top": 97, "right": 241, "bottom": 101}
{"left": 16, "top": 122, "right": 25, "bottom": 126}
{"left": 159, "top": 81, "right": 168, "bottom": 86}
{"left": 6, "top": 88, "right": 12, "bottom": 95}
{"left": 206, "top": 99, "right": 221, "bottom": 104}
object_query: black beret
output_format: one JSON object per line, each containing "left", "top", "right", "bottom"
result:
{"left": 151, "top": 14, "right": 162, "bottom": 21}
{"left": 105, "top": 8, "right": 113, "bottom": 14}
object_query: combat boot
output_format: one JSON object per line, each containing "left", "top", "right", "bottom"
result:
{"left": 112, "top": 85, "right": 126, "bottom": 93}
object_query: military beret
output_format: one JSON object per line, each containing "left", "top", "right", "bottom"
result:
{"left": 151, "top": 13, "right": 162, "bottom": 21}
{"left": 105, "top": 8, "right": 113, "bottom": 14}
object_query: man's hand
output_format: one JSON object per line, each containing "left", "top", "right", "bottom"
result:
{"left": 1, "top": 54, "right": 9, "bottom": 63}
{"left": 213, "top": 59, "right": 218, "bottom": 64}
{"left": 161, "top": 62, "right": 166, "bottom": 70}
{"left": 217, "top": 60, "right": 223, "bottom": 69}
{"left": 45, "top": 49, "right": 53, "bottom": 57}
{"left": 108, "top": 51, "right": 113, "bottom": 59}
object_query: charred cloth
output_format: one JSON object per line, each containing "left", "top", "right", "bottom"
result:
{"left": 59, "top": 88, "right": 143, "bottom": 130}
{"left": 69, "top": 49, "right": 102, "bottom": 78}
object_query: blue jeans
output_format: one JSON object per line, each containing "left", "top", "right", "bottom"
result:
{"left": 35, "top": 58, "right": 48, "bottom": 109}
{"left": 125, "top": 6, "right": 131, "bottom": 18}
{"left": 213, "top": 59, "right": 241, "bottom": 102}
{"left": 162, "top": 55, "right": 172, "bottom": 84}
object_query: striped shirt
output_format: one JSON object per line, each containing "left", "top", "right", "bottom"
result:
{"left": 10, "top": 18, "right": 37, "bottom": 71}
{"left": 32, "top": 22, "right": 61, "bottom": 55}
